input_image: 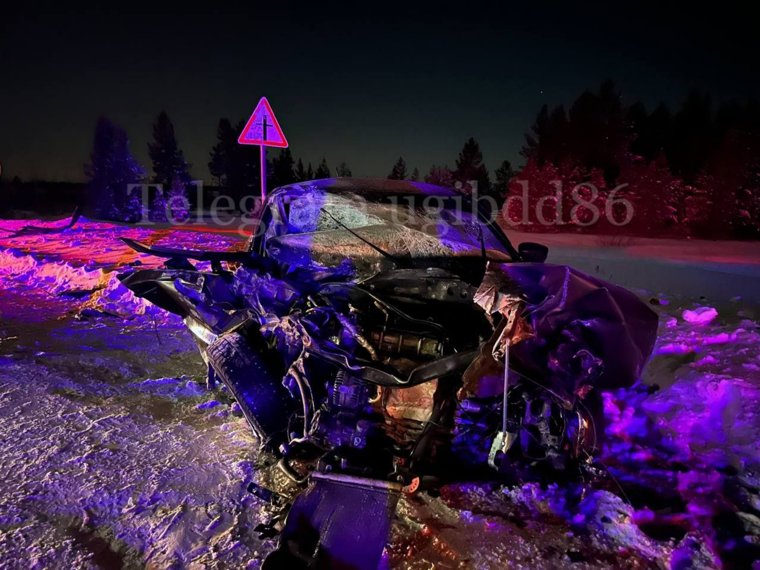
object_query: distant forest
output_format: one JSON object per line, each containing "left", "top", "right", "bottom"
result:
{"left": 2, "top": 80, "right": 758, "bottom": 238}
{"left": 514, "top": 81, "right": 760, "bottom": 239}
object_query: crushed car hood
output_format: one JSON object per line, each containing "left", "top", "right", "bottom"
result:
{"left": 472, "top": 262, "right": 659, "bottom": 403}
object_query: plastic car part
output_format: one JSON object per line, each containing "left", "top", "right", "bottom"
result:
{"left": 206, "top": 332, "right": 296, "bottom": 450}
{"left": 262, "top": 472, "right": 401, "bottom": 570}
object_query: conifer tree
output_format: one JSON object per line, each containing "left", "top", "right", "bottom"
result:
{"left": 295, "top": 158, "right": 307, "bottom": 181}
{"left": 336, "top": 162, "right": 352, "bottom": 177}
{"left": 270, "top": 148, "right": 296, "bottom": 188}
{"left": 315, "top": 158, "right": 330, "bottom": 178}
{"left": 388, "top": 157, "right": 407, "bottom": 180}
{"left": 148, "top": 111, "right": 190, "bottom": 189}
{"left": 85, "top": 117, "right": 144, "bottom": 221}
{"left": 453, "top": 138, "right": 490, "bottom": 195}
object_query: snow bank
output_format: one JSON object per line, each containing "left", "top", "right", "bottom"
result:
{"left": 0, "top": 247, "right": 172, "bottom": 321}
{"left": 81, "top": 271, "right": 177, "bottom": 321}
{"left": 0, "top": 217, "right": 245, "bottom": 269}
{"left": 0, "top": 218, "right": 247, "bottom": 321}
{"left": 0, "top": 247, "right": 105, "bottom": 295}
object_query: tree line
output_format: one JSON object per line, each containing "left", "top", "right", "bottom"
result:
{"left": 81, "top": 81, "right": 760, "bottom": 238}
{"left": 85, "top": 112, "right": 193, "bottom": 222}
{"left": 83, "top": 111, "right": 515, "bottom": 223}
{"left": 516, "top": 80, "right": 760, "bottom": 238}
{"left": 206, "top": 120, "right": 514, "bottom": 205}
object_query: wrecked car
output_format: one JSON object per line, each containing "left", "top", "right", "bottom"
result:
{"left": 119, "top": 178, "right": 659, "bottom": 568}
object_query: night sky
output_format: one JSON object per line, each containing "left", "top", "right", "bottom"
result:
{"left": 2, "top": 2, "right": 758, "bottom": 182}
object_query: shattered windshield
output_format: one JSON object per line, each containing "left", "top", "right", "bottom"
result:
{"left": 277, "top": 191, "right": 509, "bottom": 259}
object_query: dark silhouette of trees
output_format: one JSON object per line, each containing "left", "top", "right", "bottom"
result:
{"left": 628, "top": 102, "right": 672, "bottom": 161}
{"left": 208, "top": 117, "right": 260, "bottom": 206}
{"left": 336, "top": 162, "right": 352, "bottom": 177}
{"left": 522, "top": 104, "right": 569, "bottom": 166}
{"left": 85, "top": 117, "right": 144, "bottom": 221}
{"left": 294, "top": 159, "right": 307, "bottom": 181}
{"left": 270, "top": 148, "right": 296, "bottom": 188}
{"left": 453, "top": 137, "right": 490, "bottom": 195}
{"left": 198, "top": 81, "right": 760, "bottom": 238}
{"left": 293, "top": 158, "right": 326, "bottom": 181}
{"left": 424, "top": 165, "right": 453, "bottom": 187}
{"left": 668, "top": 91, "right": 717, "bottom": 182}
{"left": 315, "top": 158, "right": 330, "bottom": 178}
{"left": 493, "top": 159, "right": 515, "bottom": 200}
{"left": 148, "top": 111, "right": 190, "bottom": 188}
{"left": 208, "top": 118, "right": 236, "bottom": 186}
{"left": 698, "top": 124, "right": 760, "bottom": 238}
{"left": 568, "top": 80, "right": 627, "bottom": 184}
{"left": 388, "top": 157, "right": 407, "bottom": 180}
{"left": 517, "top": 81, "right": 760, "bottom": 237}
{"left": 524, "top": 81, "right": 626, "bottom": 184}
{"left": 148, "top": 111, "right": 191, "bottom": 219}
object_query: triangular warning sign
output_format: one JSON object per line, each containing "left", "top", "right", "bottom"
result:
{"left": 238, "top": 97, "right": 288, "bottom": 147}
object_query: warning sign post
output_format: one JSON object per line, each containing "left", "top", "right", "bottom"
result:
{"left": 238, "top": 97, "right": 288, "bottom": 200}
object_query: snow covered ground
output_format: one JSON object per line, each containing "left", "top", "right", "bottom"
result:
{"left": 0, "top": 218, "right": 758, "bottom": 568}
{"left": 508, "top": 229, "right": 760, "bottom": 307}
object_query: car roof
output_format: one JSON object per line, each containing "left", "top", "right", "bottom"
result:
{"left": 268, "top": 177, "right": 461, "bottom": 200}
